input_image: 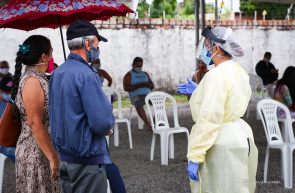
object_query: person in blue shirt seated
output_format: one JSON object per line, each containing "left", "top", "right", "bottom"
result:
{"left": 123, "top": 57, "right": 154, "bottom": 131}
{"left": 0, "top": 77, "right": 16, "bottom": 163}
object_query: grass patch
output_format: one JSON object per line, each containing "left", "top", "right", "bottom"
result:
{"left": 113, "top": 94, "right": 189, "bottom": 109}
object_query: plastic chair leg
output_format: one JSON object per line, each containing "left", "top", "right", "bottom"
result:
{"left": 137, "top": 115, "right": 144, "bottom": 129}
{"left": 282, "top": 120, "right": 288, "bottom": 143}
{"left": 107, "top": 180, "right": 110, "bottom": 193}
{"left": 160, "top": 134, "right": 169, "bottom": 165}
{"left": 256, "top": 109, "right": 260, "bottom": 120}
{"left": 0, "top": 154, "right": 7, "bottom": 193}
{"left": 286, "top": 148, "right": 294, "bottom": 189}
{"left": 263, "top": 147, "right": 269, "bottom": 182}
{"left": 168, "top": 134, "right": 174, "bottom": 159}
{"left": 129, "top": 107, "right": 133, "bottom": 127}
{"left": 126, "top": 121, "right": 133, "bottom": 149}
{"left": 114, "top": 123, "right": 119, "bottom": 147}
{"left": 281, "top": 153, "right": 284, "bottom": 181}
{"left": 282, "top": 147, "right": 292, "bottom": 188}
{"left": 150, "top": 134, "right": 156, "bottom": 161}
{"left": 246, "top": 103, "right": 250, "bottom": 119}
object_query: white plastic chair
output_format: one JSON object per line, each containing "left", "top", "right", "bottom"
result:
{"left": 257, "top": 99, "right": 294, "bottom": 188}
{"left": 266, "top": 84, "right": 276, "bottom": 99}
{"left": 145, "top": 91, "right": 189, "bottom": 165}
{"left": 129, "top": 105, "right": 145, "bottom": 129}
{"left": 102, "top": 87, "right": 133, "bottom": 149}
{"left": 0, "top": 153, "right": 7, "bottom": 193}
{"left": 246, "top": 74, "right": 267, "bottom": 119}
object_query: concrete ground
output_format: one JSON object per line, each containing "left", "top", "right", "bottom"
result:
{"left": 2, "top": 102, "right": 295, "bottom": 193}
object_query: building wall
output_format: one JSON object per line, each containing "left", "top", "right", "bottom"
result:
{"left": 1, "top": 19, "right": 295, "bottom": 97}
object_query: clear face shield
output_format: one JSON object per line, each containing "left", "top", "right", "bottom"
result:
{"left": 195, "top": 26, "right": 227, "bottom": 60}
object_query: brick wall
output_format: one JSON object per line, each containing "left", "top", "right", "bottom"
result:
{"left": 91, "top": 18, "right": 295, "bottom": 30}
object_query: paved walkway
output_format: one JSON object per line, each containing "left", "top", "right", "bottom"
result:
{"left": 2, "top": 103, "right": 295, "bottom": 192}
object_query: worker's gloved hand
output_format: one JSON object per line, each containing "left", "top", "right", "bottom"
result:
{"left": 177, "top": 77, "right": 198, "bottom": 95}
{"left": 187, "top": 161, "right": 199, "bottom": 181}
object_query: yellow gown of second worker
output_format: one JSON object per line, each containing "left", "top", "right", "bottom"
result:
{"left": 188, "top": 60, "right": 258, "bottom": 193}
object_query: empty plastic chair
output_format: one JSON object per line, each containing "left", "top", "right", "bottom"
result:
{"left": 257, "top": 99, "right": 294, "bottom": 188}
{"left": 266, "top": 84, "right": 276, "bottom": 99}
{"left": 145, "top": 91, "right": 189, "bottom": 165}
{"left": 246, "top": 74, "right": 267, "bottom": 119}
{"left": 102, "top": 87, "right": 132, "bottom": 149}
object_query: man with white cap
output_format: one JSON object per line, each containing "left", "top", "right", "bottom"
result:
{"left": 178, "top": 26, "right": 258, "bottom": 193}
{"left": 49, "top": 20, "right": 114, "bottom": 193}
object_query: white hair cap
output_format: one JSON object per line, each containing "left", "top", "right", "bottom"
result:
{"left": 211, "top": 27, "right": 244, "bottom": 57}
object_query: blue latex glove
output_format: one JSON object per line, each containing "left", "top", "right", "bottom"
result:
{"left": 177, "top": 77, "right": 198, "bottom": 95}
{"left": 187, "top": 161, "right": 199, "bottom": 181}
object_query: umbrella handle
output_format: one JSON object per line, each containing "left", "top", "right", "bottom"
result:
{"left": 58, "top": 16, "right": 67, "bottom": 61}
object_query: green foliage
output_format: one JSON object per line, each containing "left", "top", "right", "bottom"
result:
{"left": 138, "top": 0, "right": 150, "bottom": 18}
{"left": 112, "top": 95, "right": 188, "bottom": 109}
{"left": 182, "top": 1, "right": 194, "bottom": 15}
{"left": 150, "top": 0, "right": 178, "bottom": 18}
{"left": 240, "top": 0, "right": 290, "bottom": 20}
{"left": 206, "top": 3, "right": 215, "bottom": 13}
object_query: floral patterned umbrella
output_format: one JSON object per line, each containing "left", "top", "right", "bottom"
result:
{"left": 0, "top": 0, "right": 133, "bottom": 30}
{"left": 0, "top": 0, "right": 134, "bottom": 59}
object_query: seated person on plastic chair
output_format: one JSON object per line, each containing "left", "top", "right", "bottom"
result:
{"left": 0, "top": 77, "right": 15, "bottom": 163}
{"left": 123, "top": 57, "right": 154, "bottom": 131}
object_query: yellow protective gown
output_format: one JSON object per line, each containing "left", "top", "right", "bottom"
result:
{"left": 188, "top": 60, "right": 258, "bottom": 193}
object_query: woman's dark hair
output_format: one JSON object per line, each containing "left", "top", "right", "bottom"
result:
{"left": 12, "top": 35, "right": 51, "bottom": 119}
{"left": 132, "top": 57, "right": 143, "bottom": 66}
{"left": 275, "top": 66, "right": 295, "bottom": 103}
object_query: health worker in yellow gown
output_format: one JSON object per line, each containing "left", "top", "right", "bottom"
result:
{"left": 178, "top": 26, "right": 258, "bottom": 193}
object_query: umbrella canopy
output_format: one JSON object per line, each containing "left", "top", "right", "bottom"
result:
{"left": 0, "top": 0, "right": 134, "bottom": 31}
{"left": 0, "top": 0, "right": 133, "bottom": 60}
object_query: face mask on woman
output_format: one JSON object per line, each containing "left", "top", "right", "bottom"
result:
{"left": 1, "top": 93, "right": 11, "bottom": 102}
{"left": 34, "top": 58, "right": 54, "bottom": 74}
{"left": 201, "top": 46, "right": 214, "bottom": 66}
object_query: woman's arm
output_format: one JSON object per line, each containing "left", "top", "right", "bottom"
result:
{"left": 195, "top": 70, "right": 201, "bottom": 84}
{"left": 22, "top": 77, "right": 59, "bottom": 181}
{"left": 281, "top": 85, "right": 293, "bottom": 108}
{"left": 101, "top": 70, "right": 113, "bottom": 87}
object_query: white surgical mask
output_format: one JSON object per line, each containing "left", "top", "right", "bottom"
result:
{"left": 134, "top": 67, "right": 142, "bottom": 73}
{"left": 0, "top": 68, "right": 9, "bottom": 75}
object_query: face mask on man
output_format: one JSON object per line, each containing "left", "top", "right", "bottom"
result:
{"left": 0, "top": 68, "right": 9, "bottom": 75}
{"left": 264, "top": 58, "right": 270, "bottom": 64}
{"left": 94, "top": 63, "right": 101, "bottom": 70}
{"left": 83, "top": 37, "right": 100, "bottom": 63}
{"left": 1, "top": 93, "right": 11, "bottom": 102}
{"left": 134, "top": 67, "right": 142, "bottom": 73}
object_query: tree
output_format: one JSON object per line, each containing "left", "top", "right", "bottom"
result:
{"left": 138, "top": 0, "right": 150, "bottom": 18}
{"left": 150, "top": 0, "right": 177, "bottom": 18}
{"left": 240, "top": 0, "right": 290, "bottom": 20}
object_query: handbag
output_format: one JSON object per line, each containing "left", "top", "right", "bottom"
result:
{"left": 0, "top": 102, "right": 21, "bottom": 147}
